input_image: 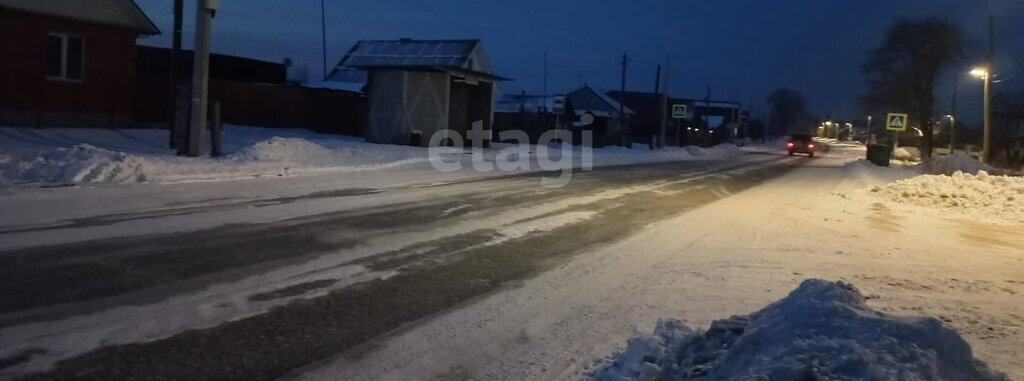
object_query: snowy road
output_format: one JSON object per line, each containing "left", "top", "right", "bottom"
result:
{"left": 1, "top": 145, "right": 1022, "bottom": 380}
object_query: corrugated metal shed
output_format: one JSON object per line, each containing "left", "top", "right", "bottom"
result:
{"left": 0, "top": 0, "right": 159, "bottom": 34}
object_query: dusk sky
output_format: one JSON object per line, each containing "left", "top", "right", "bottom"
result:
{"left": 135, "top": 0, "right": 1023, "bottom": 123}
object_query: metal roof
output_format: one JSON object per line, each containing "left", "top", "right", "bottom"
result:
{"left": 0, "top": 0, "right": 159, "bottom": 34}
{"left": 327, "top": 39, "right": 510, "bottom": 82}
{"left": 338, "top": 39, "right": 480, "bottom": 69}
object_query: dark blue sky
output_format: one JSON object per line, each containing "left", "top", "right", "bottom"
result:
{"left": 136, "top": 0, "right": 1022, "bottom": 123}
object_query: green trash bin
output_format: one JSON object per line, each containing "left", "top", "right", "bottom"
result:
{"left": 866, "top": 144, "right": 891, "bottom": 167}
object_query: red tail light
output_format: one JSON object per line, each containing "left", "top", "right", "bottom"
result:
{"left": 808, "top": 144, "right": 815, "bottom": 149}
{"left": 787, "top": 142, "right": 794, "bottom": 147}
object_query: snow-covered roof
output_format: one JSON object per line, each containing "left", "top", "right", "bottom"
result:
{"left": 326, "top": 38, "right": 509, "bottom": 82}
{"left": 495, "top": 94, "right": 558, "bottom": 113}
{"left": 595, "top": 90, "right": 636, "bottom": 115}
{"left": 0, "top": 0, "right": 159, "bottom": 35}
{"left": 566, "top": 86, "right": 635, "bottom": 116}
{"left": 301, "top": 81, "right": 365, "bottom": 93}
{"left": 336, "top": 39, "right": 480, "bottom": 70}
{"left": 690, "top": 100, "right": 741, "bottom": 109}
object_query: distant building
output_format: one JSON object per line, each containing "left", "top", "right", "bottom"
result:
{"left": 328, "top": 39, "right": 510, "bottom": 146}
{"left": 606, "top": 90, "right": 744, "bottom": 146}
{"left": 566, "top": 86, "right": 635, "bottom": 147}
{"left": 0, "top": 0, "right": 159, "bottom": 127}
{"left": 493, "top": 93, "right": 560, "bottom": 144}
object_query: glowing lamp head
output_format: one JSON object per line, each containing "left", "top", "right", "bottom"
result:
{"left": 970, "top": 68, "right": 988, "bottom": 78}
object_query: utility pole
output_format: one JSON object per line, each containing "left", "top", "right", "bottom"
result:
{"left": 659, "top": 56, "right": 670, "bottom": 149}
{"left": 653, "top": 64, "right": 661, "bottom": 147}
{"left": 188, "top": 0, "right": 216, "bottom": 157}
{"left": 950, "top": 73, "right": 958, "bottom": 154}
{"left": 321, "top": 0, "right": 328, "bottom": 80}
{"left": 618, "top": 53, "right": 629, "bottom": 148}
{"left": 981, "top": 14, "right": 994, "bottom": 164}
{"left": 703, "top": 85, "right": 711, "bottom": 147}
{"left": 168, "top": 0, "right": 183, "bottom": 149}
{"left": 542, "top": 52, "right": 548, "bottom": 108}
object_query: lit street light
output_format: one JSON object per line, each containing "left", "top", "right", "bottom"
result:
{"left": 971, "top": 67, "right": 991, "bottom": 163}
{"left": 945, "top": 114, "right": 956, "bottom": 154}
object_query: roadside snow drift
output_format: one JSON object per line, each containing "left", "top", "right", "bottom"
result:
{"left": 868, "top": 171, "right": 1024, "bottom": 225}
{"left": 0, "top": 137, "right": 430, "bottom": 185}
{"left": 922, "top": 154, "right": 1000, "bottom": 176}
{"left": 590, "top": 279, "right": 1007, "bottom": 381}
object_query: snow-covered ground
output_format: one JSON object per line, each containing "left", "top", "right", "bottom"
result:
{"left": 3, "top": 130, "right": 1021, "bottom": 379}
{"left": 0, "top": 125, "right": 754, "bottom": 188}
{"left": 296, "top": 143, "right": 1024, "bottom": 380}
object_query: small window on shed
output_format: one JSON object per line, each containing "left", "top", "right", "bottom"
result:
{"left": 45, "top": 34, "right": 84, "bottom": 81}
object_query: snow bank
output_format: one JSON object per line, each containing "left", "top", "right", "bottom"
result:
{"left": 867, "top": 171, "right": 1024, "bottom": 224}
{"left": 922, "top": 153, "right": 998, "bottom": 176}
{"left": 0, "top": 138, "right": 430, "bottom": 185}
{"left": 590, "top": 279, "right": 1008, "bottom": 381}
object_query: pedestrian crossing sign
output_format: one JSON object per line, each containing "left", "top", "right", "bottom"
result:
{"left": 886, "top": 113, "right": 908, "bottom": 132}
{"left": 672, "top": 104, "right": 687, "bottom": 119}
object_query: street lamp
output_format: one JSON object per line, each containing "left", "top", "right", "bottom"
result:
{"left": 970, "top": 66, "right": 991, "bottom": 163}
{"left": 945, "top": 114, "right": 956, "bottom": 154}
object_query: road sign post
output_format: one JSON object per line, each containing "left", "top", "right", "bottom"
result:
{"left": 886, "top": 113, "right": 908, "bottom": 154}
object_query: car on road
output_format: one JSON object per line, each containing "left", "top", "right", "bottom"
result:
{"left": 787, "top": 133, "right": 816, "bottom": 157}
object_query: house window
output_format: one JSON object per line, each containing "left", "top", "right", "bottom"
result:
{"left": 45, "top": 34, "right": 84, "bottom": 81}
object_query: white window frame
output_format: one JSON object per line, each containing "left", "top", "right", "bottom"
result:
{"left": 45, "top": 33, "right": 85, "bottom": 83}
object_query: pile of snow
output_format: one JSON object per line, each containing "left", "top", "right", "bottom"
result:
{"left": 892, "top": 147, "right": 915, "bottom": 161}
{"left": 0, "top": 137, "right": 431, "bottom": 186}
{"left": 867, "top": 171, "right": 1024, "bottom": 224}
{"left": 226, "top": 137, "right": 426, "bottom": 169}
{"left": 922, "top": 153, "right": 999, "bottom": 176}
{"left": 590, "top": 279, "right": 1008, "bottom": 381}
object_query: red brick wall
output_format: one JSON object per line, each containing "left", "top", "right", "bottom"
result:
{"left": 0, "top": 8, "right": 140, "bottom": 127}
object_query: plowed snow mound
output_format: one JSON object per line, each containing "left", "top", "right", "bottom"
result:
{"left": 590, "top": 279, "right": 1007, "bottom": 381}
{"left": 868, "top": 171, "right": 1024, "bottom": 224}
{"left": 922, "top": 153, "right": 999, "bottom": 175}
{"left": 0, "top": 138, "right": 430, "bottom": 185}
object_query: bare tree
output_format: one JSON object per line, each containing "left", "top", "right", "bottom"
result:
{"left": 861, "top": 18, "right": 965, "bottom": 160}
{"left": 766, "top": 88, "right": 809, "bottom": 137}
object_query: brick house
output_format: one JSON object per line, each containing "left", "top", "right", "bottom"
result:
{"left": 0, "top": 0, "right": 159, "bottom": 127}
